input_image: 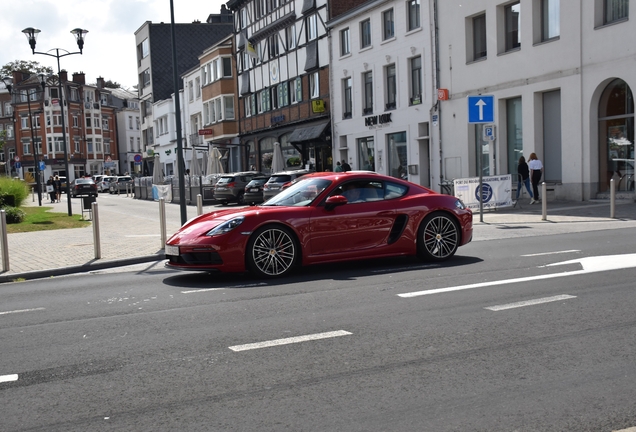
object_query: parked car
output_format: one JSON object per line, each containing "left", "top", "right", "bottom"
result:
{"left": 108, "top": 176, "right": 133, "bottom": 194}
{"left": 213, "top": 171, "right": 264, "bottom": 205}
{"left": 262, "top": 169, "right": 312, "bottom": 201}
{"left": 92, "top": 174, "right": 105, "bottom": 185}
{"left": 70, "top": 178, "right": 98, "bottom": 198}
{"left": 165, "top": 172, "right": 473, "bottom": 277}
{"left": 243, "top": 176, "right": 271, "bottom": 205}
{"left": 98, "top": 176, "right": 116, "bottom": 193}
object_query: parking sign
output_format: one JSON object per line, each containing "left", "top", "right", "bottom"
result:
{"left": 468, "top": 95, "right": 495, "bottom": 124}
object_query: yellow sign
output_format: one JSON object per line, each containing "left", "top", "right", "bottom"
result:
{"left": 312, "top": 99, "right": 325, "bottom": 113}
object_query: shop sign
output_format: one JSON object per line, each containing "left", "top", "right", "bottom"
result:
{"left": 364, "top": 113, "right": 392, "bottom": 127}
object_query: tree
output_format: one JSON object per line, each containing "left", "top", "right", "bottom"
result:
{"left": 1, "top": 60, "right": 53, "bottom": 78}
{"left": 103, "top": 80, "right": 121, "bottom": 89}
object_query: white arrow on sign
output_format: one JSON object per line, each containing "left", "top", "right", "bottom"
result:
{"left": 398, "top": 253, "right": 636, "bottom": 298}
{"left": 475, "top": 99, "right": 487, "bottom": 121}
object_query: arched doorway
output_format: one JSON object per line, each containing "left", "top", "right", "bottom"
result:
{"left": 599, "top": 79, "right": 634, "bottom": 192}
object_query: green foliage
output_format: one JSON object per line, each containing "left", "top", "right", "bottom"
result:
{"left": 0, "top": 177, "right": 29, "bottom": 208}
{"left": 0, "top": 130, "right": 6, "bottom": 152}
{"left": 3, "top": 207, "right": 26, "bottom": 224}
{"left": 104, "top": 80, "right": 121, "bottom": 89}
{"left": 287, "top": 157, "right": 301, "bottom": 167}
{"left": 1, "top": 60, "right": 53, "bottom": 77}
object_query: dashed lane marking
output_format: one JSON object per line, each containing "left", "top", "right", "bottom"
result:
{"left": 0, "top": 307, "right": 45, "bottom": 316}
{"left": 485, "top": 294, "right": 576, "bottom": 311}
{"left": 0, "top": 374, "right": 18, "bottom": 384}
{"left": 521, "top": 249, "right": 580, "bottom": 257}
{"left": 229, "top": 330, "right": 352, "bottom": 352}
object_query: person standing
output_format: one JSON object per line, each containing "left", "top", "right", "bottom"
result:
{"left": 341, "top": 159, "right": 352, "bottom": 172}
{"left": 515, "top": 156, "right": 533, "bottom": 202}
{"left": 54, "top": 175, "right": 62, "bottom": 203}
{"left": 46, "top": 176, "right": 56, "bottom": 203}
{"left": 528, "top": 152, "right": 543, "bottom": 204}
{"left": 335, "top": 161, "right": 343, "bottom": 172}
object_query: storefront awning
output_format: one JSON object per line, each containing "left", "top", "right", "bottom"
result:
{"left": 288, "top": 121, "right": 330, "bottom": 143}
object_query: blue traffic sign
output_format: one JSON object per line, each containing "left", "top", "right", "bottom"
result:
{"left": 468, "top": 95, "right": 495, "bottom": 124}
{"left": 39, "top": 161, "right": 46, "bottom": 171}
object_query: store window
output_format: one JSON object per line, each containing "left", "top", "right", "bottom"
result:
{"left": 387, "top": 132, "right": 407, "bottom": 179}
{"left": 506, "top": 97, "right": 523, "bottom": 175}
{"left": 358, "top": 137, "right": 375, "bottom": 171}
{"left": 599, "top": 79, "right": 634, "bottom": 192}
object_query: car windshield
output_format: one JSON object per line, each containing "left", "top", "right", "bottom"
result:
{"left": 76, "top": 179, "right": 92, "bottom": 184}
{"left": 262, "top": 178, "right": 331, "bottom": 207}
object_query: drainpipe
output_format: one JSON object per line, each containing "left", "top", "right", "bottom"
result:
{"left": 433, "top": 0, "right": 443, "bottom": 188}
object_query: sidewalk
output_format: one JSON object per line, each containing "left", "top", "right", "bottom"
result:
{"left": 1, "top": 192, "right": 635, "bottom": 283}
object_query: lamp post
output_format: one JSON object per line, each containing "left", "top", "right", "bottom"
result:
{"left": 22, "top": 27, "right": 88, "bottom": 216}
{"left": 2, "top": 74, "right": 47, "bottom": 206}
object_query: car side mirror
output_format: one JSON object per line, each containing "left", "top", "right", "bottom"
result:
{"left": 325, "top": 195, "right": 348, "bottom": 210}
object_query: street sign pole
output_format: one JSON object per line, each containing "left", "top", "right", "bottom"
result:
{"left": 468, "top": 96, "right": 495, "bottom": 223}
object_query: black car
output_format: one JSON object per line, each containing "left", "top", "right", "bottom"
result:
{"left": 70, "top": 178, "right": 98, "bottom": 198}
{"left": 243, "top": 176, "right": 270, "bottom": 204}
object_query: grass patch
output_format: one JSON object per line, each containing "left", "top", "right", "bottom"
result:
{"left": 5, "top": 206, "right": 90, "bottom": 233}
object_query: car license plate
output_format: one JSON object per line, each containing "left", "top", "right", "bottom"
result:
{"left": 250, "top": 188, "right": 259, "bottom": 192}
{"left": 165, "top": 244, "right": 179, "bottom": 256}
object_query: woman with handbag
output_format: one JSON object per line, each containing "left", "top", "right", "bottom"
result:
{"left": 46, "top": 176, "right": 56, "bottom": 203}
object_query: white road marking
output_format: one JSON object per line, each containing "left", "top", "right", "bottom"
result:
{"left": 399, "top": 253, "right": 636, "bottom": 298}
{"left": 181, "top": 288, "right": 224, "bottom": 294}
{"left": 229, "top": 330, "right": 352, "bottom": 352}
{"left": 181, "top": 282, "right": 267, "bottom": 294}
{"left": 522, "top": 250, "right": 580, "bottom": 257}
{"left": 0, "top": 307, "right": 45, "bottom": 316}
{"left": 0, "top": 374, "right": 18, "bottom": 383}
{"left": 485, "top": 294, "right": 576, "bottom": 311}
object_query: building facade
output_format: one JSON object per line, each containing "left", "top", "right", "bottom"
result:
{"left": 227, "top": 0, "right": 334, "bottom": 173}
{"left": 0, "top": 89, "right": 16, "bottom": 177}
{"left": 328, "top": 0, "right": 435, "bottom": 186}
{"left": 7, "top": 71, "right": 119, "bottom": 184}
{"left": 435, "top": 0, "right": 635, "bottom": 200}
{"left": 134, "top": 8, "right": 234, "bottom": 176}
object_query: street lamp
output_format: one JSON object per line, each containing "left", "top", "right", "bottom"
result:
{"left": 22, "top": 27, "right": 88, "bottom": 216}
{"left": 2, "top": 74, "right": 47, "bottom": 206}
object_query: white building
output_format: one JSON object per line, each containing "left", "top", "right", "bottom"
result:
{"left": 328, "top": 0, "right": 436, "bottom": 186}
{"left": 435, "top": 0, "right": 635, "bottom": 200}
{"left": 110, "top": 87, "right": 142, "bottom": 175}
{"left": 181, "top": 65, "right": 205, "bottom": 172}
{"left": 151, "top": 92, "right": 184, "bottom": 177}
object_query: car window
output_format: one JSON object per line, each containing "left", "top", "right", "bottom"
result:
{"left": 269, "top": 175, "right": 292, "bottom": 183}
{"left": 384, "top": 181, "right": 408, "bottom": 199}
{"left": 331, "top": 180, "right": 387, "bottom": 203}
{"left": 263, "top": 178, "right": 331, "bottom": 207}
{"left": 217, "top": 177, "right": 234, "bottom": 185}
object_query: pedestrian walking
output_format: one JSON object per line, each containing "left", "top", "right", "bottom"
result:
{"left": 528, "top": 153, "right": 543, "bottom": 204}
{"left": 341, "top": 159, "right": 352, "bottom": 172}
{"left": 515, "top": 156, "right": 533, "bottom": 202}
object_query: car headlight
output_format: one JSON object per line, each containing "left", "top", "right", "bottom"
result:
{"left": 455, "top": 199, "right": 466, "bottom": 210}
{"left": 206, "top": 216, "right": 245, "bottom": 236}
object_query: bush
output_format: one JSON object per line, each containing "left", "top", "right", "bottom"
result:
{"left": 0, "top": 178, "right": 29, "bottom": 208}
{"left": 3, "top": 206, "right": 26, "bottom": 224}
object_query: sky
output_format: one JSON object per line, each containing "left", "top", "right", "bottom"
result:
{"left": 0, "top": 0, "right": 228, "bottom": 90}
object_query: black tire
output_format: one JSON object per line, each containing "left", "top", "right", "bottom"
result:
{"left": 246, "top": 225, "right": 299, "bottom": 278}
{"left": 417, "top": 211, "right": 460, "bottom": 261}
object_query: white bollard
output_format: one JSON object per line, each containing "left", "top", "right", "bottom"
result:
{"left": 197, "top": 194, "right": 203, "bottom": 216}
{"left": 541, "top": 182, "right": 547, "bottom": 221}
{"left": 610, "top": 178, "right": 616, "bottom": 219}
{"left": 0, "top": 210, "right": 9, "bottom": 272}
{"left": 92, "top": 202, "right": 101, "bottom": 259}
{"left": 159, "top": 198, "right": 167, "bottom": 249}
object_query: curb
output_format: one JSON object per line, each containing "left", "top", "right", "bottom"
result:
{"left": 0, "top": 254, "right": 166, "bottom": 284}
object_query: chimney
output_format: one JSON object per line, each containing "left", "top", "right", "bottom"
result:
{"left": 59, "top": 70, "right": 68, "bottom": 83}
{"left": 97, "top": 77, "right": 105, "bottom": 89}
{"left": 72, "top": 72, "right": 85, "bottom": 85}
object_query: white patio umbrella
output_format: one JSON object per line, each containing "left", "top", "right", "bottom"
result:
{"left": 206, "top": 147, "right": 224, "bottom": 176}
{"left": 152, "top": 154, "right": 163, "bottom": 184}
{"left": 189, "top": 149, "right": 202, "bottom": 176}
{"left": 272, "top": 142, "right": 285, "bottom": 173}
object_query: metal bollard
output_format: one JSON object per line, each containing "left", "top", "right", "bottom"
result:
{"left": 197, "top": 194, "right": 203, "bottom": 216}
{"left": 0, "top": 210, "right": 9, "bottom": 272}
{"left": 159, "top": 197, "right": 167, "bottom": 249}
{"left": 92, "top": 202, "right": 101, "bottom": 259}
{"left": 541, "top": 182, "right": 547, "bottom": 221}
{"left": 610, "top": 178, "right": 616, "bottom": 219}
{"left": 32, "top": 187, "right": 35, "bottom": 202}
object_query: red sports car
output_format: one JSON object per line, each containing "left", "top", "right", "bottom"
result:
{"left": 165, "top": 172, "right": 472, "bottom": 277}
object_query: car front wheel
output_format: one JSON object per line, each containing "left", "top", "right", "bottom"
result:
{"left": 417, "top": 211, "right": 460, "bottom": 261}
{"left": 246, "top": 225, "right": 298, "bottom": 278}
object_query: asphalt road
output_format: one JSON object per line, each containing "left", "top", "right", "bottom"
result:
{"left": 1, "top": 228, "right": 636, "bottom": 431}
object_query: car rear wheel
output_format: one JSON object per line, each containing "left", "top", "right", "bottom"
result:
{"left": 247, "top": 225, "right": 298, "bottom": 278}
{"left": 237, "top": 192, "right": 245, "bottom": 205}
{"left": 417, "top": 211, "right": 460, "bottom": 261}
